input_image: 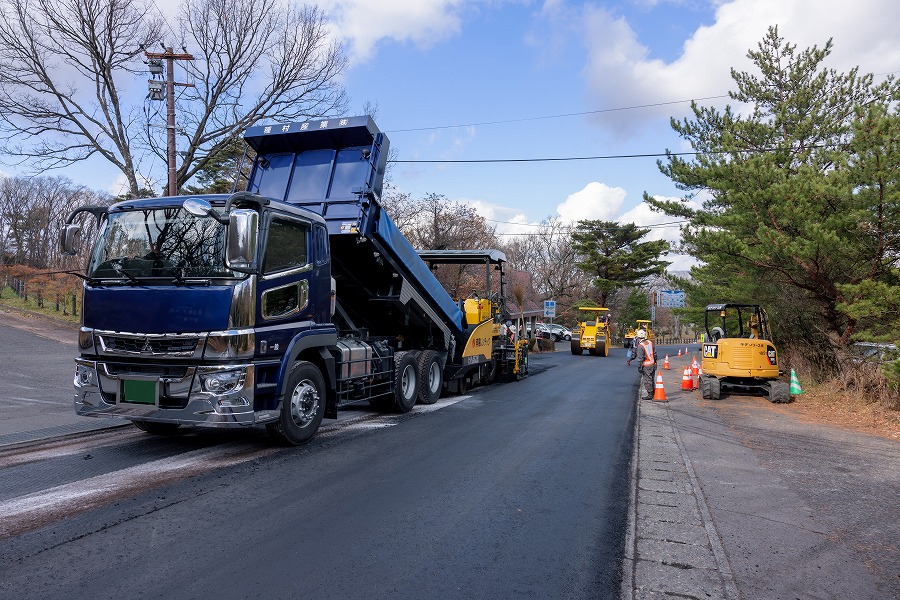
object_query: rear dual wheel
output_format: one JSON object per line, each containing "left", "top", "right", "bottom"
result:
{"left": 700, "top": 374, "right": 720, "bottom": 400}
{"left": 417, "top": 350, "right": 442, "bottom": 405}
{"left": 392, "top": 351, "right": 419, "bottom": 413}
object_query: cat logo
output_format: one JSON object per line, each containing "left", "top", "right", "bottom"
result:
{"left": 703, "top": 344, "right": 718, "bottom": 359}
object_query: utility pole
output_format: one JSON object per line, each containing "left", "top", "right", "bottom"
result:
{"left": 146, "top": 47, "right": 195, "bottom": 196}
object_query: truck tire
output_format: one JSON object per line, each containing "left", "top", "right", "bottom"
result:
{"left": 571, "top": 340, "right": 583, "bottom": 355}
{"left": 417, "top": 350, "right": 442, "bottom": 405}
{"left": 700, "top": 374, "right": 712, "bottom": 399}
{"left": 768, "top": 380, "right": 790, "bottom": 404}
{"left": 268, "top": 361, "right": 325, "bottom": 446}
{"left": 393, "top": 351, "right": 419, "bottom": 413}
{"left": 133, "top": 421, "right": 182, "bottom": 435}
{"left": 708, "top": 376, "right": 721, "bottom": 400}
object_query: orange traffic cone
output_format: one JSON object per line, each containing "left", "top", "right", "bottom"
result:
{"left": 653, "top": 372, "right": 668, "bottom": 402}
{"left": 681, "top": 366, "right": 693, "bottom": 390}
{"left": 691, "top": 355, "right": 700, "bottom": 390}
{"left": 663, "top": 355, "right": 670, "bottom": 370}
{"left": 677, "top": 349, "right": 682, "bottom": 357}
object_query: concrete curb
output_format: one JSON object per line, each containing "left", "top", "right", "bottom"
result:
{"left": 622, "top": 353, "right": 737, "bottom": 600}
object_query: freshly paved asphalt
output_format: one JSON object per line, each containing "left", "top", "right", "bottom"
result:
{"left": 2, "top": 309, "right": 898, "bottom": 599}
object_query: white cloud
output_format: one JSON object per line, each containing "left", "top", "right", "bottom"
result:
{"left": 569, "top": 0, "right": 900, "bottom": 136}
{"left": 325, "top": 0, "right": 467, "bottom": 64}
{"left": 464, "top": 198, "right": 537, "bottom": 237}
{"left": 556, "top": 181, "right": 626, "bottom": 223}
{"left": 618, "top": 194, "right": 702, "bottom": 271}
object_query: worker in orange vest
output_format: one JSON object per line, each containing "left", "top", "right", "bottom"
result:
{"left": 627, "top": 329, "right": 657, "bottom": 400}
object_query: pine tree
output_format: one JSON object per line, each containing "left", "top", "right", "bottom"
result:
{"left": 571, "top": 220, "right": 669, "bottom": 307}
{"left": 645, "top": 26, "right": 899, "bottom": 358}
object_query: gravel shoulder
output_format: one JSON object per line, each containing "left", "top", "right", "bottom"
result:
{"left": 628, "top": 352, "right": 900, "bottom": 599}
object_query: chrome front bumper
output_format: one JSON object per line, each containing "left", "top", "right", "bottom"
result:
{"left": 73, "top": 358, "right": 278, "bottom": 427}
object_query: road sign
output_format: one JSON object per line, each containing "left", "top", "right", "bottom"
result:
{"left": 658, "top": 290, "right": 686, "bottom": 308}
{"left": 543, "top": 300, "right": 556, "bottom": 318}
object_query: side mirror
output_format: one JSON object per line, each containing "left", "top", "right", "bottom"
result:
{"left": 183, "top": 197, "right": 227, "bottom": 224}
{"left": 225, "top": 209, "right": 259, "bottom": 272}
{"left": 59, "top": 224, "right": 81, "bottom": 255}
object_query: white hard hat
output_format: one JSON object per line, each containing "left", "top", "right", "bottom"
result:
{"left": 635, "top": 329, "right": 646, "bottom": 339}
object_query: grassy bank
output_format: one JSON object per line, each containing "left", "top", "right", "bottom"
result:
{"left": 0, "top": 287, "right": 80, "bottom": 326}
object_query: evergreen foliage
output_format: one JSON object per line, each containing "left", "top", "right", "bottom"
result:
{"left": 644, "top": 26, "right": 900, "bottom": 375}
{"left": 571, "top": 220, "right": 670, "bottom": 307}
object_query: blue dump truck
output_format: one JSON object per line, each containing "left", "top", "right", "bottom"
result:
{"left": 60, "top": 116, "right": 527, "bottom": 445}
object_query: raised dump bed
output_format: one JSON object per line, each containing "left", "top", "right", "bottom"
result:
{"left": 242, "top": 116, "right": 465, "bottom": 356}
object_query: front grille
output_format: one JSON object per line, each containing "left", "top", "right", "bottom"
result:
{"left": 99, "top": 334, "right": 200, "bottom": 357}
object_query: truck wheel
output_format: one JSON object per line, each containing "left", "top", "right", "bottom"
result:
{"left": 417, "top": 350, "right": 442, "bottom": 405}
{"left": 268, "top": 361, "right": 325, "bottom": 446}
{"left": 133, "top": 421, "right": 182, "bottom": 435}
{"left": 393, "top": 351, "right": 419, "bottom": 413}
{"left": 708, "top": 376, "right": 721, "bottom": 400}
{"left": 700, "top": 374, "right": 712, "bottom": 399}
{"left": 768, "top": 380, "right": 790, "bottom": 404}
{"left": 570, "top": 340, "right": 583, "bottom": 355}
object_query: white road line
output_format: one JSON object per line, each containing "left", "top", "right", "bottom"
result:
{"left": 0, "top": 442, "right": 277, "bottom": 539}
{"left": 4, "top": 396, "right": 62, "bottom": 406}
{"left": 0, "top": 394, "right": 472, "bottom": 538}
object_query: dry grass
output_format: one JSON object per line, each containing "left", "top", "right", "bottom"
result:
{"left": 781, "top": 381, "right": 900, "bottom": 442}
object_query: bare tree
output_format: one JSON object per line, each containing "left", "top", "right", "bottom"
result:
{"left": 159, "top": 0, "right": 347, "bottom": 191}
{"left": 0, "top": 175, "right": 108, "bottom": 268}
{"left": 0, "top": 0, "right": 163, "bottom": 195}
{"left": 0, "top": 0, "right": 347, "bottom": 197}
{"left": 503, "top": 217, "right": 590, "bottom": 322}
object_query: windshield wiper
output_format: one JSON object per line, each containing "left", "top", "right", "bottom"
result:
{"left": 169, "top": 270, "right": 211, "bottom": 286}
{"left": 112, "top": 265, "right": 142, "bottom": 284}
{"left": 65, "top": 270, "right": 103, "bottom": 286}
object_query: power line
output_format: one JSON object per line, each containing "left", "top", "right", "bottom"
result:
{"left": 385, "top": 95, "right": 730, "bottom": 133}
{"left": 390, "top": 151, "right": 698, "bottom": 164}
{"left": 483, "top": 217, "right": 688, "bottom": 230}
{"left": 389, "top": 142, "right": 853, "bottom": 164}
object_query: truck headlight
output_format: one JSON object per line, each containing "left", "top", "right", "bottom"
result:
{"left": 75, "top": 363, "right": 97, "bottom": 387}
{"left": 199, "top": 369, "right": 246, "bottom": 395}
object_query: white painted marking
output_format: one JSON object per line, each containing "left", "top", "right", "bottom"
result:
{"left": 0, "top": 442, "right": 276, "bottom": 538}
{"left": 5, "top": 396, "right": 61, "bottom": 406}
{"left": 0, "top": 391, "right": 473, "bottom": 538}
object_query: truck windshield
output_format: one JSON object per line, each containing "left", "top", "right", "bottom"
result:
{"left": 87, "top": 208, "right": 235, "bottom": 281}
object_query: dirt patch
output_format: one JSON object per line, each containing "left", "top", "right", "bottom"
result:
{"left": 769, "top": 385, "right": 900, "bottom": 442}
{"left": 0, "top": 307, "right": 78, "bottom": 345}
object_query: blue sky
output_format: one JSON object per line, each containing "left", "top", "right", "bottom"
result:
{"left": 4, "top": 0, "right": 899, "bottom": 270}
{"left": 325, "top": 0, "right": 898, "bottom": 269}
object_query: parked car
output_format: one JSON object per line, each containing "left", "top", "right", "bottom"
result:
{"left": 526, "top": 323, "right": 572, "bottom": 342}
{"left": 544, "top": 324, "right": 573, "bottom": 341}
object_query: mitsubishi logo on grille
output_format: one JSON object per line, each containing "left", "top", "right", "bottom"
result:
{"left": 141, "top": 338, "right": 153, "bottom": 353}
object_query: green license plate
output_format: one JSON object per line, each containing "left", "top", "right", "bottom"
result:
{"left": 120, "top": 378, "right": 159, "bottom": 405}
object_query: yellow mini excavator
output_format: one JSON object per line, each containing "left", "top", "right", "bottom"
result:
{"left": 700, "top": 303, "right": 789, "bottom": 403}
